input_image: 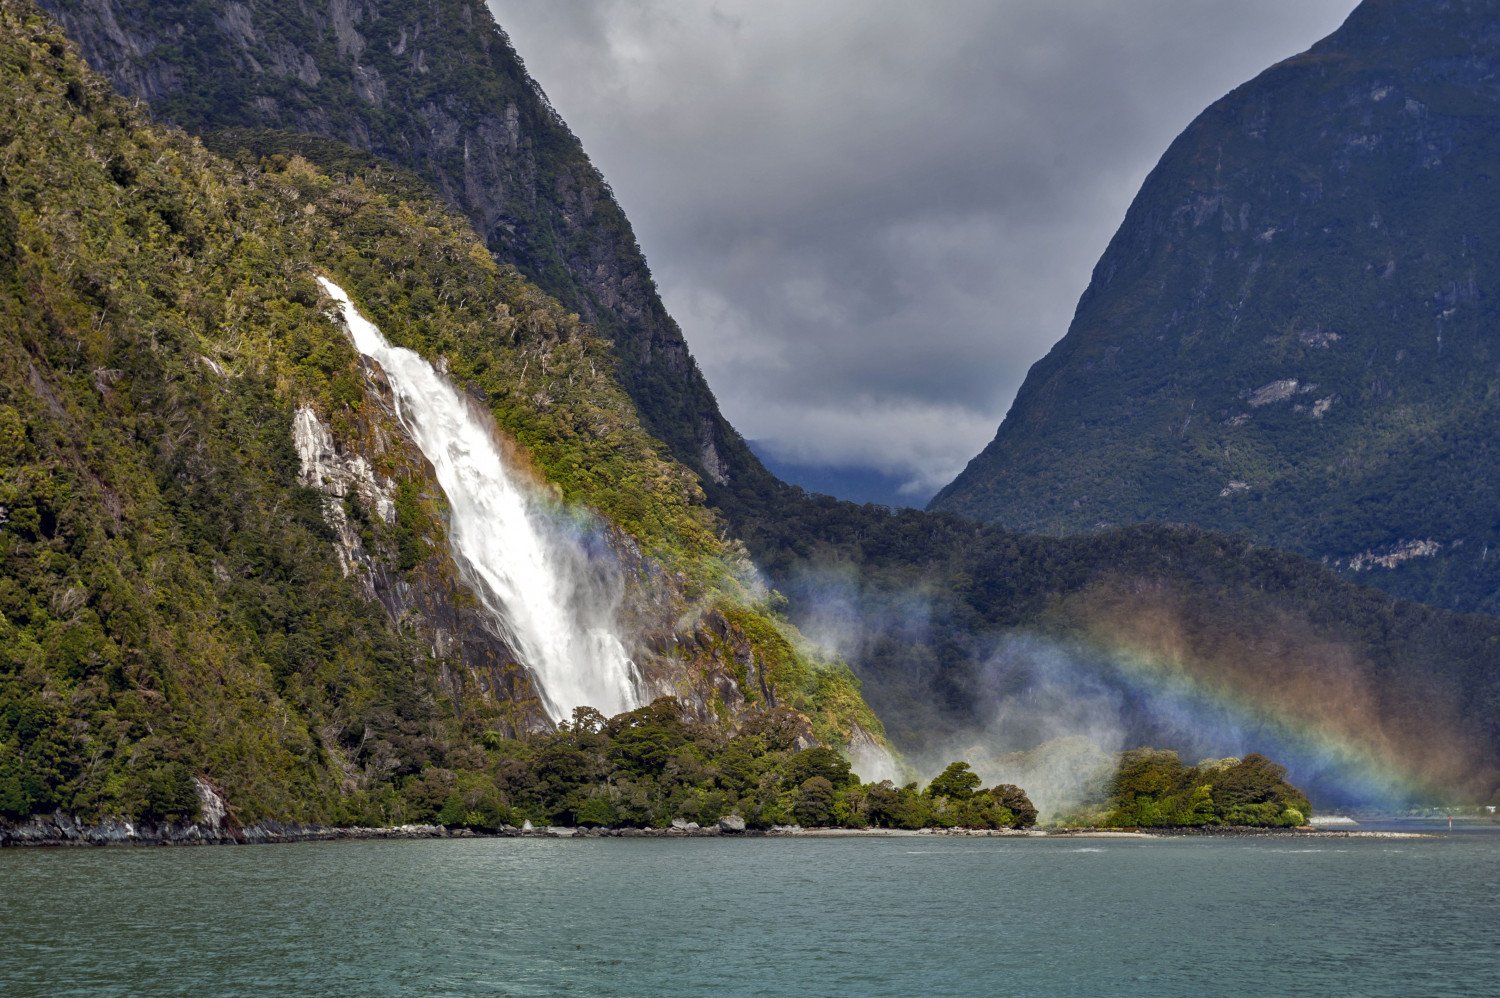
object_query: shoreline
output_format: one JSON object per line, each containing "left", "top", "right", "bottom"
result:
{"left": 0, "top": 815, "right": 1436, "bottom": 848}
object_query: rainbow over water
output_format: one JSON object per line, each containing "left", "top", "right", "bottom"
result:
{"left": 1056, "top": 585, "right": 1492, "bottom": 804}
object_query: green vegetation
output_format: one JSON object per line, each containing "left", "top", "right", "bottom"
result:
{"left": 18, "top": 0, "right": 1500, "bottom": 823}
{"left": 41, "top": 0, "right": 757, "bottom": 496}
{"left": 376, "top": 700, "right": 1036, "bottom": 832}
{"left": 0, "top": 4, "right": 881, "bottom": 827}
{"left": 1076, "top": 750, "right": 1313, "bottom": 829}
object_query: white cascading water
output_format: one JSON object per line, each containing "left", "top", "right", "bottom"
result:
{"left": 317, "top": 277, "right": 641, "bottom": 721}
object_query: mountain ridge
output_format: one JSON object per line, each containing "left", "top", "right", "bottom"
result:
{"left": 931, "top": 0, "right": 1500, "bottom": 614}
{"left": 38, "top": 0, "right": 775, "bottom": 497}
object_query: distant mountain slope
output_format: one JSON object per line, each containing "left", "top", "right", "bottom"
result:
{"left": 747, "top": 442, "right": 922, "bottom": 509}
{"left": 726, "top": 485, "right": 1500, "bottom": 805}
{"left": 39, "top": 0, "right": 771, "bottom": 495}
{"left": 932, "top": 0, "right": 1500, "bottom": 613}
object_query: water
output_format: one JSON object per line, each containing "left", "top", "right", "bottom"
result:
{"left": 318, "top": 278, "right": 640, "bottom": 720}
{"left": 3, "top": 832, "right": 1496, "bottom": 997}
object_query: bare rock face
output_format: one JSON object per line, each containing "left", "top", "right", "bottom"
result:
{"left": 293, "top": 405, "right": 393, "bottom": 586}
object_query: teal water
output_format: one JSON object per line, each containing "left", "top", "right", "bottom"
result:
{"left": 2, "top": 831, "right": 1496, "bottom": 997}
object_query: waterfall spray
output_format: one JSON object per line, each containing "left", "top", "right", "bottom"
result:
{"left": 317, "top": 277, "right": 641, "bottom": 721}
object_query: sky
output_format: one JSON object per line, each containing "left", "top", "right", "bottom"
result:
{"left": 487, "top": 0, "right": 1359, "bottom": 503}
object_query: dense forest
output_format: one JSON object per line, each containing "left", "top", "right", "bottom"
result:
{"left": 0, "top": 5, "right": 879, "bottom": 827}
{"left": 402, "top": 698, "right": 1040, "bottom": 833}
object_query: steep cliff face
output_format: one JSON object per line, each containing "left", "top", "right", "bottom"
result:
{"left": 0, "top": 6, "right": 879, "bottom": 827}
{"left": 39, "top": 0, "right": 771, "bottom": 495}
{"left": 932, "top": 0, "right": 1500, "bottom": 612}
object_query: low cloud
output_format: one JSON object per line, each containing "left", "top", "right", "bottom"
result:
{"left": 490, "top": 0, "right": 1356, "bottom": 496}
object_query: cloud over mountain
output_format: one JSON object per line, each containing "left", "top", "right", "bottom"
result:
{"left": 490, "top": 0, "right": 1356, "bottom": 498}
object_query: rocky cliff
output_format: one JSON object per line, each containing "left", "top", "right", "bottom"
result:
{"left": 932, "top": 0, "right": 1500, "bottom": 613}
{"left": 39, "top": 0, "right": 771, "bottom": 496}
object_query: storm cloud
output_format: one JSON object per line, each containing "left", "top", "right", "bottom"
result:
{"left": 488, "top": 1, "right": 1357, "bottom": 500}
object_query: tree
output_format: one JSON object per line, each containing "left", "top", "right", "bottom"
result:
{"left": 1180, "top": 784, "right": 1217, "bottom": 826}
{"left": 783, "top": 746, "right": 856, "bottom": 789}
{"left": 988, "top": 784, "right": 1038, "bottom": 828}
{"left": 437, "top": 772, "right": 509, "bottom": 831}
{"left": 1211, "top": 753, "right": 1311, "bottom": 821}
{"left": 926, "top": 761, "right": 981, "bottom": 801}
{"left": 864, "top": 781, "right": 931, "bottom": 829}
{"left": 570, "top": 706, "right": 608, "bottom": 735}
{"left": 793, "top": 776, "right": 835, "bottom": 827}
{"left": 573, "top": 795, "right": 616, "bottom": 828}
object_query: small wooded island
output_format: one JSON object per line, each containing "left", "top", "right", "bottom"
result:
{"left": 1070, "top": 749, "right": 1312, "bottom": 830}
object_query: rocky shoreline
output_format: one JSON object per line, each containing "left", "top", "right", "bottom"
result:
{"left": 0, "top": 813, "right": 1435, "bottom": 848}
{"left": 0, "top": 813, "right": 763, "bottom": 847}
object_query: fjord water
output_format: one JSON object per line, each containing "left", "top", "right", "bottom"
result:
{"left": 318, "top": 278, "right": 640, "bottom": 720}
{"left": 3, "top": 833, "right": 1495, "bottom": 997}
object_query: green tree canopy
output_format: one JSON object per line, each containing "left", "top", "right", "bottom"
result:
{"left": 926, "top": 761, "right": 981, "bottom": 801}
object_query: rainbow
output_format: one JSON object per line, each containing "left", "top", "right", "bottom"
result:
{"left": 1079, "top": 631, "right": 1437, "bottom": 802}
{"left": 1002, "top": 576, "right": 1499, "bottom": 804}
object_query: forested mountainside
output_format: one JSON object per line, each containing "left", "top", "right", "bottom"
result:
{"left": 27, "top": 0, "right": 1500, "bottom": 809}
{"left": 723, "top": 487, "right": 1500, "bottom": 805}
{"left": 0, "top": 4, "right": 879, "bottom": 826}
{"left": 932, "top": 0, "right": 1500, "bottom": 614}
{"left": 38, "top": 0, "right": 770, "bottom": 495}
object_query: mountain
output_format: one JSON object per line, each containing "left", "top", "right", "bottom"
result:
{"left": 38, "top": 0, "right": 773, "bottom": 497}
{"left": 931, "top": 0, "right": 1500, "bottom": 614}
{"left": 26, "top": 0, "right": 1500, "bottom": 809}
{"left": 747, "top": 442, "right": 922, "bottom": 509}
{"left": 727, "top": 489, "right": 1500, "bottom": 806}
{"left": 0, "top": 3, "right": 880, "bottom": 826}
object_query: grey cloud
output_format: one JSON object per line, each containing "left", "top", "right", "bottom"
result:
{"left": 490, "top": 0, "right": 1358, "bottom": 500}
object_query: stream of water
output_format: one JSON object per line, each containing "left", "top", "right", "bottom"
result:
{"left": 319, "top": 277, "right": 641, "bottom": 720}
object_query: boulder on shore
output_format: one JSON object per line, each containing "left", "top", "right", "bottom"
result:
{"left": 718, "top": 815, "right": 747, "bottom": 833}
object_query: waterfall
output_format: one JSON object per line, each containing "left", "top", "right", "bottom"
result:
{"left": 317, "top": 277, "right": 642, "bottom": 721}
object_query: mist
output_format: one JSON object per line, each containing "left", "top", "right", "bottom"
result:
{"left": 780, "top": 554, "right": 1482, "bottom": 817}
